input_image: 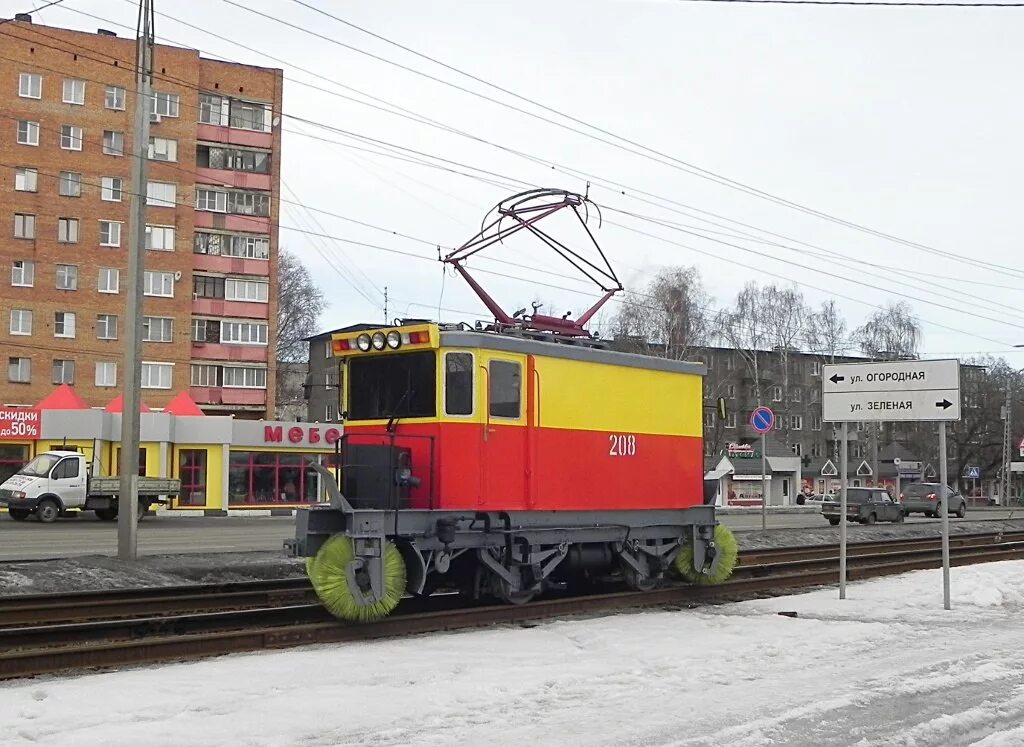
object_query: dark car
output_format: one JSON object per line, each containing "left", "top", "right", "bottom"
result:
{"left": 822, "top": 488, "right": 904, "bottom": 526}
{"left": 900, "top": 483, "right": 967, "bottom": 518}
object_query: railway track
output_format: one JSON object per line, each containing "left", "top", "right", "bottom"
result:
{"left": 2, "top": 530, "right": 1022, "bottom": 681}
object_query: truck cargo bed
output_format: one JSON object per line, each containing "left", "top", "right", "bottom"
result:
{"left": 89, "top": 477, "right": 181, "bottom": 497}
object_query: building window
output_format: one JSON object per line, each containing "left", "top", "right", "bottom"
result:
{"left": 195, "top": 188, "right": 270, "bottom": 216}
{"left": 146, "top": 225, "right": 175, "bottom": 251}
{"left": 10, "top": 309, "right": 32, "bottom": 336}
{"left": 195, "top": 188, "right": 228, "bottom": 212}
{"left": 488, "top": 360, "right": 521, "bottom": 419}
{"left": 192, "top": 318, "right": 219, "bottom": 343}
{"left": 59, "top": 171, "right": 82, "bottom": 197}
{"left": 8, "top": 358, "right": 31, "bottom": 384}
{"left": 703, "top": 411, "right": 714, "bottom": 428}
{"left": 14, "top": 213, "right": 36, "bottom": 239}
{"left": 193, "top": 232, "right": 270, "bottom": 260}
{"left": 724, "top": 383, "right": 736, "bottom": 398}
{"left": 148, "top": 137, "right": 177, "bottom": 162}
{"left": 178, "top": 449, "right": 208, "bottom": 506}
{"left": 790, "top": 415, "right": 803, "bottom": 430}
{"left": 190, "top": 364, "right": 220, "bottom": 387}
{"left": 812, "top": 360, "right": 822, "bottom": 376}
{"left": 146, "top": 181, "right": 176, "bottom": 207}
{"left": 850, "top": 442, "right": 864, "bottom": 459}
{"left": 199, "top": 93, "right": 228, "bottom": 125}
{"left": 53, "top": 359, "right": 75, "bottom": 385}
{"left": 101, "top": 177, "right": 123, "bottom": 202}
{"left": 60, "top": 125, "right": 83, "bottom": 151}
{"left": 791, "top": 443, "right": 803, "bottom": 457}
{"left": 16, "top": 120, "right": 40, "bottom": 146}
{"left": 102, "top": 130, "right": 124, "bottom": 156}
{"left": 58, "top": 217, "right": 80, "bottom": 243}
{"left": 18, "top": 72, "right": 41, "bottom": 99}
{"left": 724, "top": 355, "right": 735, "bottom": 371}
{"left": 11, "top": 261, "right": 34, "bottom": 287}
{"left": 98, "top": 268, "right": 120, "bottom": 294}
{"left": 142, "top": 316, "right": 173, "bottom": 342}
{"left": 725, "top": 412, "right": 737, "bottom": 429}
{"left": 143, "top": 271, "right": 174, "bottom": 297}
{"left": 220, "top": 321, "right": 268, "bottom": 345}
{"left": 62, "top": 78, "right": 86, "bottom": 105}
{"left": 104, "top": 85, "right": 125, "bottom": 110}
{"left": 224, "top": 278, "right": 269, "bottom": 302}
{"left": 95, "top": 361, "right": 117, "bottom": 387}
{"left": 791, "top": 387, "right": 802, "bottom": 402}
{"left": 229, "top": 99, "right": 271, "bottom": 132}
{"left": 228, "top": 451, "right": 323, "bottom": 506}
{"left": 222, "top": 366, "right": 267, "bottom": 389}
{"left": 812, "top": 415, "right": 822, "bottom": 431}
{"left": 771, "top": 386, "right": 782, "bottom": 402}
{"left": 99, "top": 221, "right": 122, "bottom": 247}
{"left": 140, "top": 362, "right": 173, "bottom": 389}
{"left": 196, "top": 145, "right": 270, "bottom": 173}
{"left": 14, "top": 167, "right": 38, "bottom": 192}
{"left": 193, "top": 275, "right": 224, "bottom": 299}
{"left": 54, "top": 311, "right": 76, "bottom": 338}
{"left": 810, "top": 388, "right": 820, "bottom": 403}
{"left": 811, "top": 442, "right": 824, "bottom": 458}
{"left": 193, "top": 232, "right": 222, "bottom": 255}
{"left": 150, "top": 91, "right": 180, "bottom": 117}
{"left": 96, "top": 314, "right": 118, "bottom": 340}
{"left": 55, "top": 264, "right": 78, "bottom": 290}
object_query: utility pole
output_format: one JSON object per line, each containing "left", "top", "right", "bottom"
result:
{"left": 118, "top": 0, "right": 154, "bottom": 560}
{"left": 1001, "top": 384, "right": 1012, "bottom": 506}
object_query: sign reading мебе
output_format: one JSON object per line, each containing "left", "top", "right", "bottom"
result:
{"left": 822, "top": 359, "right": 961, "bottom": 422}
{"left": 0, "top": 408, "right": 40, "bottom": 440}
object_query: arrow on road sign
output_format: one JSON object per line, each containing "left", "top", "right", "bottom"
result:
{"left": 829, "top": 374, "right": 844, "bottom": 384}
{"left": 936, "top": 399, "right": 953, "bottom": 410}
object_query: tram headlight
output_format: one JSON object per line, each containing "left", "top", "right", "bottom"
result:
{"left": 386, "top": 330, "right": 402, "bottom": 349}
{"left": 356, "top": 334, "right": 372, "bottom": 352}
{"left": 371, "top": 332, "right": 387, "bottom": 350}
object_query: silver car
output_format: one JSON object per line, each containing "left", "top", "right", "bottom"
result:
{"left": 900, "top": 483, "right": 967, "bottom": 518}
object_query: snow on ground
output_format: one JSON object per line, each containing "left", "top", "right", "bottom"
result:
{"left": 5, "top": 562, "right": 1024, "bottom": 746}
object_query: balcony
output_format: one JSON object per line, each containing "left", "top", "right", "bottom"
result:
{"left": 192, "top": 253, "right": 270, "bottom": 276}
{"left": 194, "top": 210, "right": 270, "bottom": 234}
{"left": 195, "top": 166, "right": 272, "bottom": 192}
{"left": 190, "top": 342, "right": 268, "bottom": 363}
{"left": 190, "top": 386, "right": 266, "bottom": 406}
{"left": 196, "top": 123, "right": 273, "bottom": 150}
{"left": 192, "top": 298, "right": 269, "bottom": 320}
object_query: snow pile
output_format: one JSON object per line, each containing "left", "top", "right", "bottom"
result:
{"left": 4, "top": 561, "right": 1024, "bottom": 746}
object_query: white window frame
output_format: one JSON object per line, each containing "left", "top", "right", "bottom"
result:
{"left": 10, "top": 309, "right": 32, "bottom": 336}
{"left": 15, "top": 167, "right": 38, "bottom": 192}
{"left": 190, "top": 364, "right": 220, "bottom": 387}
{"left": 16, "top": 120, "right": 40, "bottom": 146}
{"left": 151, "top": 91, "right": 180, "bottom": 118}
{"left": 140, "top": 362, "right": 173, "bottom": 389}
{"left": 98, "top": 268, "right": 120, "bottom": 294}
{"left": 59, "top": 171, "right": 81, "bottom": 197}
{"left": 55, "top": 264, "right": 78, "bottom": 291}
{"left": 143, "top": 271, "right": 175, "bottom": 298}
{"left": 58, "top": 217, "right": 80, "bottom": 244}
{"left": 812, "top": 416, "right": 822, "bottom": 431}
{"left": 18, "top": 72, "right": 41, "bottom": 99}
{"left": 99, "top": 221, "right": 122, "bottom": 248}
{"left": 195, "top": 188, "right": 228, "bottom": 213}
{"left": 96, "top": 314, "right": 118, "bottom": 340}
{"left": 142, "top": 316, "right": 174, "bottom": 343}
{"left": 224, "top": 278, "right": 269, "bottom": 303}
{"left": 62, "top": 78, "right": 86, "bottom": 105}
{"left": 199, "top": 93, "right": 229, "bottom": 126}
{"left": 60, "top": 125, "right": 83, "bottom": 151}
{"left": 791, "top": 415, "right": 803, "bottom": 431}
{"left": 101, "top": 177, "right": 123, "bottom": 202}
{"left": 54, "top": 311, "right": 77, "bottom": 339}
{"left": 222, "top": 365, "right": 267, "bottom": 389}
{"left": 52, "top": 360, "right": 75, "bottom": 385}
{"left": 148, "top": 137, "right": 178, "bottom": 162}
{"left": 228, "top": 99, "right": 272, "bottom": 132}
{"left": 102, "top": 130, "right": 125, "bottom": 156}
{"left": 146, "top": 181, "right": 176, "bottom": 208}
{"left": 104, "top": 85, "right": 125, "bottom": 110}
{"left": 226, "top": 234, "right": 270, "bottom": 260}
{"left": 146, "top": 225, "right": 175, "bottom": 251}
{"left": 220, "top": 321, "right": 268, "bottom": 345}
{"left": 725, "top": 412, "right": 737, "bottom": 429}
{"left": 771, "top": 386, "right": 783, "bottom": 402}
{"left": 812, "top": 360, "right": 822, "bottom": 376}
{"left": 11, "top": 260, "right": 34, "bottom": 287}
{"left": 8, "top": 357, "right": 31, "bottom": 384}
{"left": 95, "top": 361, "right": 117, "bottom": 387}
{"left": 14, "top": 213, "right": 35, "bottom": 239}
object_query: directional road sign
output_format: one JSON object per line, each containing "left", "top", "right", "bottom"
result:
{"left": 822, "top": 359, "right": 960, "bottom": 422}
{"left": 750, "top": 406, "right": 775, "bottom": 434}
{"left": 965, "top": 465, "right": 980, "bottom": 479}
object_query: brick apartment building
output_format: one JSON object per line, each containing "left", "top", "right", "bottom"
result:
{"left": 1, "top": 16, "right": 282, "bottom": 417}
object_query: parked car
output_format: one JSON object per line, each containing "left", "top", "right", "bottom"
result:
{"left": 822, "top": 487, "right": 904, "bottom": 525}
{"left": 900, "top": 483, "right": 967, "bottom": 518}
{"left": 801, "top": 494, "right": 830, "bottom": 511}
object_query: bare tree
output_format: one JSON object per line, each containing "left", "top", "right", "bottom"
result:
{"left": 805, "top": 300, "right": 848, "bottom": 363}
{"left": 855, "top": 302, "right": 921, "bottom": 360}
{"left": 612, "top": 266, "right": 714, "bottom": 360}
{"left": 276, "top": 249, "right": 328, "bottom": 414}
{"left": 718, "top": 281, "right": 770, "bottom": 405}
{"left": 762, "top": 285, "right": 810, "bottom": 444}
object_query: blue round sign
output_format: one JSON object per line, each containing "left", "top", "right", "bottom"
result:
{"left": 750, "top": 406, "right": 775, "bottom": 434}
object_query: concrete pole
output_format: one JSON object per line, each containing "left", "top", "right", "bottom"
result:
{"left": 939, "top": 422, "right": 951, "bottom": 610}
{"left": 118, "top": 0, "right": 154, "bottom": 560}
{"left": 840, "top": 421, "right": 848, "bottom": 600}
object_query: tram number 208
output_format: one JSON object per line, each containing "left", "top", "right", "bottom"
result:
{"left": 608, "top": 434, "right": 637, "bottom": 457}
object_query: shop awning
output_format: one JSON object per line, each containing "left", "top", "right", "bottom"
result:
{"left": 35, "top": 384, "right": 90, "bottom": 410}
{"left": 163, "top": 391, "right": 205, "bottom": 416}
{"left": 705, "top": 467, "right": 730, "bottom": 480}
{"left": 104, "top": 394, "right": 151, "bottom": 413}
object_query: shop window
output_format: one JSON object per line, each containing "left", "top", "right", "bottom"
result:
{"left": 444, "top": 352, "right": 473, "bottom": 416}
{"left": 115, "top": 447, "right": 148, "bottom": 476}
{"left": 228, "top": 451, "right": 323, "bottom": 505}
{"left": 178, "top": 449, "right": 207, "bottom": 506}
{"left": 0, "top": 444, "right": 29, "bottom": 484}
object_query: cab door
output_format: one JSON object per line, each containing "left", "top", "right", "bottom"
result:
{"left": 480, "top": 352, "right": 528, "bottom": 510}
{"left": 50, "top": 457, "right": 87, "bottom": 508}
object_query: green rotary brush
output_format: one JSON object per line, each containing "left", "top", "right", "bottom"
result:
{"left": 674, "top": 524, "right": 739, "bottom": 585}
{"left": 307, "top": 535, "right": 407, "bottom": 622}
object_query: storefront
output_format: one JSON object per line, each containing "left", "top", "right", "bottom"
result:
{"left": 707, "top": 441, "right": 802, "bottom": 507}
{"left": 0, "top": 386, "right": 342, "bottom": 515}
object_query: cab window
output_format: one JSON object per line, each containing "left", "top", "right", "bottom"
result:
{"left": 445, "top": 352, "right": 473, "bottom": 416}
{"left": 489, "top": 360, "right": 521, "bottom": 419}
{"left": 53, "top": 458, "right": 79, "bottom": 479}
{"left": 348, "top": 350, "right": 436, "bottom": 421}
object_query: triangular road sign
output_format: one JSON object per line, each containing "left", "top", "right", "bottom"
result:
{"left": 821, "top": 459, "right": 838, "bottom": 477}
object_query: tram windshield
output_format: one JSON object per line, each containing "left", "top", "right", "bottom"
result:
{"left": 347, "top": 350, "right": 436, "bottom": 421}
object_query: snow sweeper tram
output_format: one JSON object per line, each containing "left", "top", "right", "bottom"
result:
{"left": 288, "top": 189, "right": 738, "bottom": 622}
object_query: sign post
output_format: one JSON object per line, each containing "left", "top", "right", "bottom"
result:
{"left": 823, "top": 359, "right": 961, "bottom": 607}
{"left": 893, "top": 457, "right": 902, "bottom": 522}
{"left": 750, "top": 406, "right": 776, "bottom": 531}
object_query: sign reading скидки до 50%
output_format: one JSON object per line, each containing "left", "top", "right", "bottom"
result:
{"left": 821, "top": 359, "right": 961, "bottom": 423}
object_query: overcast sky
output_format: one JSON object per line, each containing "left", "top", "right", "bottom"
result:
{"left": 22, "top": 0, "right": 1024, "bottom": 367}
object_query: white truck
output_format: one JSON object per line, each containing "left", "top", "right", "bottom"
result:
{"left": 0, "top": 450, "right": 179, "bottom": 523}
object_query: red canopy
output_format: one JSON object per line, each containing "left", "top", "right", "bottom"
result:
{"left": 104, "top": 394, "right": 151, "bottom": 413}
{"left": 163, "top": 391, "right": 205, "bottom": 417}
{"left": 35, "top": 384, "right": 90, "bottom": 410}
